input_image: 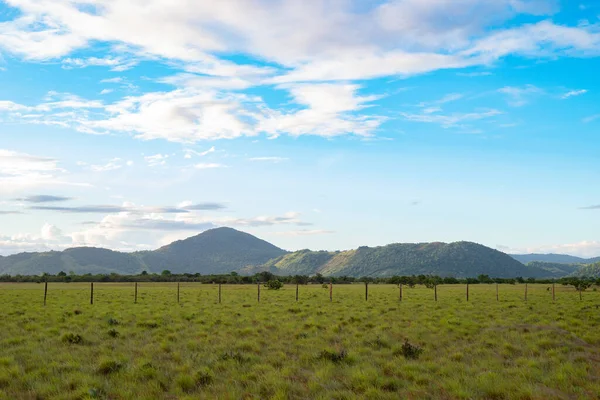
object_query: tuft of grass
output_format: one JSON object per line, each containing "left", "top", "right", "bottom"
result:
{"left": 61, "top": 333, "right": 83, "bottom": 345}
{"left": 97, "top": 360, "right": 124, "bottom": 375}
{"left": 318, "top": 349, "right": 349, "bottom": 363}
{"left": 396, "top": 340, "right": 423, "bottom": 360}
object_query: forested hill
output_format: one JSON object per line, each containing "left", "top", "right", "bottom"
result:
{"left": 0, "top": 229, "right": 586, "bottom": 278}
{"left": 249, "top": 241, "right": 561, "bottom": 278}
{"left": 0, "top": 228, "right": 287, "bottom": 276}
{"left": 511, "top": 253, "right": 600, "bottom": 264}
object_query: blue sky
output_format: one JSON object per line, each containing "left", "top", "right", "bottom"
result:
{"left": 1, "top": 0, "right": 600, "bottom": 257}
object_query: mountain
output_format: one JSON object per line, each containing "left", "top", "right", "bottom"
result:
{"left": 524, "top": 261, "right": 582, "bottom": 277}
{"left": 0, "top": 229, "right": 582, "bottom": 278}
{"left": 249, "top": 241, "right": 560, "bottom": 278}
{"left": 137, "top": 227, "right": 287, "bottom": 274}
{"left": 510, "top": 253, "right": 591, "bottom": 264}
{"left": 572, "top": 262, "right": 600, "bottom": 277}
{"left": 0, "top": 228, "right": 286, "bottom": 276}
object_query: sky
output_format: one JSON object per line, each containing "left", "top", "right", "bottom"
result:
{"left": 0, "top": 0, "right": 600, "bottom": 257}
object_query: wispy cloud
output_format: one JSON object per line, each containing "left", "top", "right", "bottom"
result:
{"left": 194, "top": 163, "right": 227, "bottom": 169}
{"left": 498, "top": 85, "right": 542, "bottom": 106}
{"left": 400, "top": 109, "right": 502, "bottom": 128}
{"left": 583, "top": 114, "right": 600, "bottom": 123}
{"left": 16, "top": 195, "right": 73, "bottom": 203}
{"left": 248, "top": 157, "right": 289, "bottom": 163}
{"left": 561, "top": 89, "right": 588, "bottom": 99}
{"left": 579, "top": 204, "right": 600, "bottom": 210}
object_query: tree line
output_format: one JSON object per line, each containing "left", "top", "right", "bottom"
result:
{"left": 1, "top": 271, "right": 599, "bottom": 287}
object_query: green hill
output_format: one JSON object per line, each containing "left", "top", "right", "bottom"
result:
{"left": 572, "top": 262, "right": 600, "bottom": 278}
{"left": 0, "top": 229, "right": 581, "bottom": 278}
{"left": 137, "top": 227, "right": 287, "bottom": 274}
{"left": 0, "top": 228, "right": 287, "bottom": 276}
{"left": 254, "top": 241, "right": 561, "bottom": 278}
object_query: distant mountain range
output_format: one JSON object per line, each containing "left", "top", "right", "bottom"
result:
{"left": 0, "top": 227, "right": 598, "bottom": 278}
{"left": 510, "top": 253, "right": 600, "bottom": 264}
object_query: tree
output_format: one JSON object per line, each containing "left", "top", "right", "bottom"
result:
{"left": 265, "top": 279, "right": 283, "bottom": 290}
{"left": 161, "top": 270, "right": 172, "bottom": 276}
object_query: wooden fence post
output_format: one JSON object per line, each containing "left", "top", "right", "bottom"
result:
{"left": 219, "top": 283, "right": 222, "bottom": 304}
{"left": 434, "top": 284, "right": 437, "bottom": 301}
{"left": 134, "top": 282, "right": 138, "bottom": 304}
{"left": 466, "top": 283, "right": 469, "bottom": 302}
{"left": 329, "top": 282, "right": 332, "bottom": 302}
{"left": 399, "top": 284, "right": 403, "bottom": 302}
{"left": 579, "top": 288, "right": 582, "bottom": 301}
{"left": 365, "top": 282, "right": 368, "bottom": 301}
{"left": 257, "top": 282, "right": 261, "bottom": 303}
{"left": 525, "top": 283, "right": 528, "bottom": 302}
{"left": 177, "top": 282, "right": 180, "bottom": 304}
{"left": 496, "top": 283, "right": 499, "bottom": 301}
{"left": 296, "top": 283, "right": 299, "bottom": 302}
{"left": 43, "top": 281, "right": 48, "bottom": 306}
{"left": 90, "top": 282, "right": 94, "bottom": 305}
{"left": 552, "top": 282, "right": 555, "bottom": 302}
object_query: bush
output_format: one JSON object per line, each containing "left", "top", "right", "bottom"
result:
{"left": 62, "top": 333, "right": 83, "bottom": 345}
{"left": 107, "top": 329, "right": 120, "bottom": 338}
{"left": 318, "top": 349, "right": 348, "bottom": 363}
{"left": 265, "top": 279, "right": 283, "bottom": 290}
{"left": 398, "top": 340, "right": 423, "bottom": 360}
{"left": 97, "top": 360, "right": 124, "bottom": 375}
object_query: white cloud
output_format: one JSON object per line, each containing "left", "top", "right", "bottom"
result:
{"left": 144, "top": 154, "right": 169, "bottom": 167}
{"left": 0, "top": 149, "right": 87, "bottom": 194}
{"left": 62, "top": 56, "right": 138, "bottom": 71}
{"left": 248, "top": 157, "right": 289, "bottom": 163}
{"left": 498, "top": 84, "right": 542, "bottom": 106}
{"left": 400, "top": 109, "right": 502, "bottom": 128}
{"left": 561, "top": 89, "right": 588, "bottom": 99}
{"left": 501, "top": 240, "right": 600, "bottom": 259}
{"left": 194, "top": 163, "right": 226, "bottom": 169}
{"left": 90, "top": 158, "right": 123, "bottom": 172}
{"left": 100, "top": 89, "right": 113, "bottom": 95}
{"left": 184, "top": 147, "right": 216, "bottom": 158}
{"left": 583, "top": 114, "right": 600, "bottom": 123}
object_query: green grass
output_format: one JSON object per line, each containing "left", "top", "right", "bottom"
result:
{"left": 1, "top": 283, "right": 599, "bottom": 399}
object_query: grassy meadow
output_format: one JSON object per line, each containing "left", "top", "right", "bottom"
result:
{"left": 1, "top": 282, "right": 599, "bottom": 399}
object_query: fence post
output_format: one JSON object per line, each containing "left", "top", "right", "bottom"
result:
{"left": 434, "top": 284, "right": 437, "bottom": 301}
{"left": 257, "top": 282, "right": 261, "bottom": 303}
{"left": 177, "top": 282, "right": 180, "bottom": 304}
{"left": 552, "top": 282, "right": 555, "bottom": 302}
{"left": 399, "top": 284, "right": 403, "bottom": 302}
{"left": 134, "top": 282, "right": 138, "bottom": 304}
{"left": 466, "top": 283, "right": 469, "bottom": 302}
{"left": 90, "top": 282, "right": 94, "bottom": 305}
{"left": 296, "top": 283, "right": 299, "bottom": 302}
{"left": 365, "top": 282, "right": 368, "bottom": 301}
{"left": 44, "top": 280, "right": 48, "bottom": 306}
{"left": 329, "top": 282, "right": 332, "bottom": 302}
{"left": 219, "top": 283, "right": 222, "bottom": 304}
{"left": 579, "top": 288, "right": 582, "bottom": 301}
{"left": 525, "top": 283, "right": 528, "bottom": 302}
{"left": 496, "top": 283, "right": 499, "bottom": 301}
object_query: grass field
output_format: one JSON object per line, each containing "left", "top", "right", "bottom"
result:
{"left": 1, "top": 283, "right": 599, "bottom": 399}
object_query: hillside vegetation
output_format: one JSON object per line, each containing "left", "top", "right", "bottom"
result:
{"left": 255, "top": 242, "right": 561, "bottom": 278}
{"left": 1, "top": 228, "right": 594, "bottom": 278}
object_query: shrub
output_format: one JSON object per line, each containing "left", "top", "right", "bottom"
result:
{"left": 195, "top": 368, "right": 214, "bottom": 386}
{"left": 318, "top": 349, "right": 348, "bottom": 363}
{"left": 220, "top": 351, "right": 249, "bottom": 363}
{"left": 398, "top": 340, "right": 423, "bottom": 360}
{"left": 62, "top": 333, "right": 83, "bottom": 345}
{"left": 107, "top": 318, "right": 120, "bottom": 326}
{"left": 265, "top": 279, "right": 283, "bottom": 290}
{"left": 107, "top": 329, "right": 120, "bottom": 338}
{"left": 97, "top": 360, "right": 124, "bottom": 375}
